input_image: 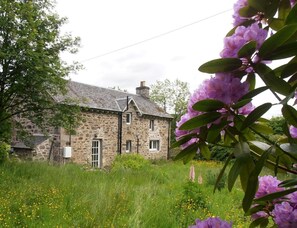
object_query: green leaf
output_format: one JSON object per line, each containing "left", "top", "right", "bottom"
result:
{"left": 280, "top": 143, "right": 297, "bottom": 154}
{"left": 245, "top": 204, "right": 265, "bottom": 216}
{"left": 246, "top": 73, "right": 256, "bottom": 90}
{"left": 179, "top": 112, "right": 221, "bottom": 131}
{"left": 192, "top": 99, "right": 225, "bottom": 112}
{"left": 258, "top": 24, "right": 297, "bottom": 58}
{"left": 171, "top": 133, "right": 197, "bottom": 149}
{"left": 277, "top": 57, "right": 297, "bottom": 78}
{"left": 279, "top": 178, "right": 297, "bottom": 187}
{"left": 240, "top": 156, "right": 255, "bottom": 192}
{"left": 206, "top": 121, "right": 227, "bottom": 143}
{"left": 268, "top": 18, "right": 285, "bottom": 31}
{"left": 285, "top": 2, "right": 297, "bottom": 24}
{"left": 274, "top": 146, "right": 294, "bottom": 168}
{"left": 249, "top": 141, "right": 271, "bottom": 154}
{"left": 255, "top": 63, "right": 292, "bottom": 96}
{"left": 198, "top": 142, "right": 211, "bottom": 160}
{"left": 288, "top": 73, "right": 297, "bottom": 87}
{"left": 282, "top": 104, "right": 297, "bottom": 127}
{"left": 238, "top": 41, "right": 257, "bottom": 58}
{"left": 234, "top": 141, "right": 250, "bottom": 157}
{"left": 240, "top": 86, "right": 268, "bottom": 100}
{"left": 242, "top": 148, "right": 271, "bottom": 212}
{"left": 254, "top": 187, "right": 297, "bottom": 202}
{"left": 239, "top": 6, "right": 258, "bottom": 17}
{"left": 198, "top": 58, "right": 242, "bottom": 73}
{"left": 249, "top": 217, "right": 269, "bottom": 228}
{"left": 248, "top": 0, "right": 267, "bottom": 12}
{"left": 250, "top": 122, "right": 274, "bottom": 135}
{"left": 232, "top": 99, "right": 252, "bottom": 110}
{"left": 279, "top": 0, "right": 291, "bottom": 21}
{"left": 214, "top": 153, "right": 233, "bottom": 193}
{"left": 279, "top": 143, "right": 297, "bottom": 160}
{"left": 263, "top": 41, "right": 297, "bottom": 60}
{"left": 241, "top": 103, "right": 272, "bottom": 130}
{"left": 228, "top": 156, "right": 246, "bottom": 191}
{"left": 226, "top": 20, "right": 255, "bottom": 36}
{"left": 173, "top": 143, "right": 198, "bottom": 163}
{"left": 265, "top": 0, "right": 281, "bottom": 18}
{"left": 231, "top": 142, "right": 256, "bottom": 192}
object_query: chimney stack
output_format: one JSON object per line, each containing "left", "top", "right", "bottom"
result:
{"left": 136, "top": 81, "right": 150, "bottom": 99}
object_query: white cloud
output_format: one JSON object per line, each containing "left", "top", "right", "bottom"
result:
{"left": 56, "top": 0, "right": 283, "bottom": 118}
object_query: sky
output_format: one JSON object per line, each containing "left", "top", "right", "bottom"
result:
{"left": 55, "top": 0, "right": 282, "bottom": 118}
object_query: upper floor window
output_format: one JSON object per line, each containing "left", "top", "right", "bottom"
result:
{"left": 126, "top": 140, "right": 132, "bottom": 153}
{"left": 149, "top": 120, "right": 155, "bottom": 131}
{"left": 126, "top": 113, "right": 132, "bottom": 124}
{"left": 149, "top": 140, "right": 160, "bottom": 151}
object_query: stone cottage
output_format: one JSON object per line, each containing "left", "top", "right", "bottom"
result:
{"left": 11, "top": 81, "right": 172, "bottom": 168}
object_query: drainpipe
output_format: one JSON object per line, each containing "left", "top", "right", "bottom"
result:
{"left": 118, "top": 112, "right": 122, "bottom": 155}
{"left": 117, "top": 96, "right": 129, "bottom": 155}
{"left": 167, "top": 119, "right": 171, "bottom": 160}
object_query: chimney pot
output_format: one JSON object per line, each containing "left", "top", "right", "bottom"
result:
{"left": 136, "top": 81, "right": 150, "bottom": 99}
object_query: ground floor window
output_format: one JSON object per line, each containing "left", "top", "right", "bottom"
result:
{"left": 126, "top": 140, "right": 132, "bottom": 153}
{"left": 149, "top": 140, "right": 160, "bottom": 151}
{"left": 91, "top": 139, "right": 102, "bottom": 168}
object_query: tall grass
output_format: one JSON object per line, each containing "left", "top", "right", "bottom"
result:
{"left": 0, "top": 159, "right": 252, "bottom": 227}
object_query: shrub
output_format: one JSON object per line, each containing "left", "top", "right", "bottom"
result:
{"left": 111, "top": 154, "right": 150, "bottom": 172}
{"left": 206, "top": 171, "right": 226, "bottom": 191}
{"left": 174, "top": 181, "right": 208, "bottom": 227}
{"left": 210, "top": 146, "right": 232, "bottom": 162}
{"left": 0, "top": 141, "right": 9, "bottom": 164}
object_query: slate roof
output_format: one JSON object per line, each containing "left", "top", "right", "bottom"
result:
{"left": 12, "top": 135, "right": 49, "bottom": 149}
{"left": 54, "top": 81, "right": 172, "bottom": 119}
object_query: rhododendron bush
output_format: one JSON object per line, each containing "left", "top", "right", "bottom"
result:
{"left": 173, "top": 0, "right": 297, "bottom": 227}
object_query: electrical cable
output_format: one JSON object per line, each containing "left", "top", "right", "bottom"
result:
{"left": 80, "top": 8, "right": 232, "bottom": 63}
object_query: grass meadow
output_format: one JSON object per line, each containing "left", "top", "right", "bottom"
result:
{"left": 0, "top": 157, "right": 254, "bottom": 227}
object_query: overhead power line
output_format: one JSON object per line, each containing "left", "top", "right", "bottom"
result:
{"left": 80, "top": 8, "right": 232, "bottom": 63}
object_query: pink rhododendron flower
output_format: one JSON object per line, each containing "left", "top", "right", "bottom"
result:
{"left": 289, "top": 126, "right": 297, "bottom": 138}
{"left": 188, "top": 73, "right": 250, "bottom": 118}
{"left": 175, "top": 113, "right": 199, "bottom": 149}
{"left": 255, "top": 175, "right": 284, "bottom": 199}
{"left": 273, "top": 202, "right": 297, "bottom": 227}
{"left": 233, "top": 0, "right": 248, "bottom": 26}
{"left": 251, "top": 175, "right": 285, "bottom": 220}
{"left": 238, "top": 102, "right": 255, "bottom": 115}
{"left": 220, "top": 23, "right": 268, "bottom": 58}
{"left": 189, "top": 217, "right": 232, "bottom": 228}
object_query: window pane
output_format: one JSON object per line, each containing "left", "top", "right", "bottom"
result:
{"left": 91, "top": 140, "right": 101, "bottom": 167}
{"left": 126, "top": 113, "right": 131, "bottom": 124}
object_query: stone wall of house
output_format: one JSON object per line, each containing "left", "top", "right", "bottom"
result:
{"left": 12, "top": 105, "right": 171, "bottom": 167}
{"left": 121, "top": 102, "right": 170, "bottom": 160}
{"left": 60, "top": 111, "right": 119, "bottom": 167}
{"left": 11, "top": 116, "right": 60, "bottom": 162}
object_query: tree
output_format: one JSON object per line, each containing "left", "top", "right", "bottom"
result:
{"left": 150, "top": 79, "right": 190, "bottom": 143}
{"left": 268, "top": 116, "right": 286, "bottom": 135}
{"left": 174, "top": 0, "right": 297, "bottom": 226}
{"left": 150, "top": 78, "right": 190, "bottom": 116}
{"left": 0, "top": 0, "right": 81, "bottom": 141}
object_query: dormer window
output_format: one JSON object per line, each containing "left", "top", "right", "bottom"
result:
{"left": 149, "top": 120, "right": 155, "bottom": 131}
{"left": 126, "top": 113, "right": 132, "bottom": 124}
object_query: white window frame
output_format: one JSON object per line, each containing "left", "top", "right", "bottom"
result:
{"left": 149, "top": 119, "right": 155, "bottom": 131}
{"left": 91, "top": 139, "right": 101, "bottom": 168}
{"left": 149, "top": 140, "right": 160, "bottom": 151}
{"left": 126, "top": 140, "right": 132, "bottom": 153}
{"left": 126, "top": 113, "right": 132, "bottom": 124}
